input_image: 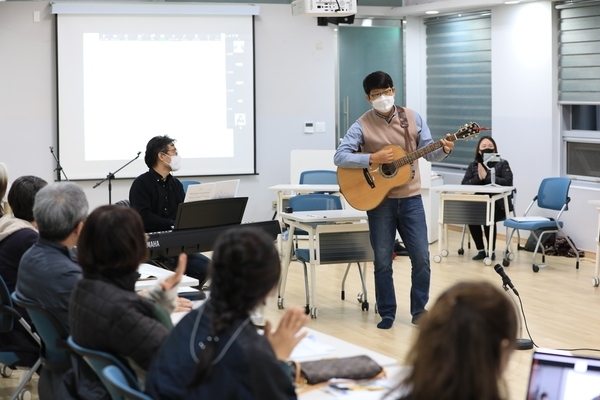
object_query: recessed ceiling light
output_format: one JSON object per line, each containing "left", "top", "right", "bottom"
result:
{"left": 504, "top": 1, "right": 520, "bottom": 4}
{"left": 425, "top": 10, "right": 439, "bottom": 15}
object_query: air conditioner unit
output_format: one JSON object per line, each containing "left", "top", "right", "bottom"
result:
{"left": 291, "top": 0, "right": 357, "bottom": 17}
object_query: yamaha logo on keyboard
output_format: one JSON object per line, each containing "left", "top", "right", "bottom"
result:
{"left": 147, "top": 240, "right": 160, "bottom": 248}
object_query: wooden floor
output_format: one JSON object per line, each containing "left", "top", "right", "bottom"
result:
{"left": 2, "top": 229, "right": 599, "bottom": 400}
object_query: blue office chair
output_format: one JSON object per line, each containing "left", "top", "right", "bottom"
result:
{"left": 10, "top": 292, "right": 71, "bottom": 373}
{"left": 0, "top": 278, "right": 41, "bottom": 400}
{"left": 67, "top": 336, "right": 139, "bottom": 400}
{"left": 288, "top": 194, "right": 370, "bottom": 318}
{"left": 502, "top": 177, "right": 580, "bottom": 272}
{"left": 180, "top": 180, "right": 200, "bottom": 194}
{"left": 102, "top": 366, "right": 152, "bottom": 400}
{"left": 299, "top": 170, "right": 338, "bottom": 185}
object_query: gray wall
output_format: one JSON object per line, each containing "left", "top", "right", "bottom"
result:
{"left": 0, "top": 2, "right": 336, "bottom": 225}
{"left": 2, "top": 1, "right": 599, "bottom": 253}
{"left": 406, "top": 1, "right": 598, "bottom": 254}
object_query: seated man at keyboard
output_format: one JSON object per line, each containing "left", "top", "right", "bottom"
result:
{"left": 129, "top": 135, "right": 209, "bottom": 287}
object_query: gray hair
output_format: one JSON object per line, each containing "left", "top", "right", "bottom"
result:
{"left": 34, "top": 182, "right": 89, "bottom": 241}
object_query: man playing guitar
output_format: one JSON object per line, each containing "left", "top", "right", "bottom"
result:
{"left": 334, "top": 71, "right": 455, "bottom": 329}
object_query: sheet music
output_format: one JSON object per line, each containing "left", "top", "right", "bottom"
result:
{"left": 184, "top": 179, "right": 240, "bottom": 202}
{"left": 213, "top": 179, "right": 240, "bottom": 199}
{"left": 184, "top": 182, "right": 215, "bottom": 202}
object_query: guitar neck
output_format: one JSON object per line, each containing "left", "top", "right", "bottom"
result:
{"left": 394, "top": 136, "right": 455, "bottom": 168}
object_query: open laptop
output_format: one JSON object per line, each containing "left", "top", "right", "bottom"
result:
{"left": 173, "top": 197, "right": 248, "bottom": 231}
{"left": 525, "top": 349, "right": 600, "bottom": 400}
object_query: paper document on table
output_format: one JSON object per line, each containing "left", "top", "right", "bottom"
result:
{"left": 290, "top": 332, "right": 336, "bottom": 361}
{"left": 509, "top": 216, "right": 551, "bottom": 222}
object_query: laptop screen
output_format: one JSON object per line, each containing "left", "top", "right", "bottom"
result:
{"left": 174, "top": 197, "right": 248, "bottom": 231}
{"left": 526, "top": 350, "right": 600, "bottom": 400}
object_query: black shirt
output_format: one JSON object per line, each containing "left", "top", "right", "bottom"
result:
{"left": 129, "top": 169, "right": 185, "bottom": 233}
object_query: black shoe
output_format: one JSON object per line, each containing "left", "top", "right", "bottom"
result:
{"left": 472, "top": 250, "right": 486, "bottom": 260}
{"left": 377, "top": 318, "right": 394, "bottom": 329}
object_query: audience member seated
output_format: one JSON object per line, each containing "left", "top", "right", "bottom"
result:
{"left": 461, "top": 136, "right": 513, "bottom": 260}
{"left": 0, "top": 175, "right": 47, "bottom": 293}
{"left": 69, "top": 205, "right": 185, "bottom": 382}
{"left": 129, "top": 135, "right": 209, "bottom": 287}
{"left": 0, "top": 175, "right": 47, "bottom": 367}
{"left": 145, "top": 227, "right": 309, "bottom": 399}
{"left": 17, "top": 182, "right": 88, "bottom": 327}
{"left": 387, "top": 281, "right": 517, "bottom": 400}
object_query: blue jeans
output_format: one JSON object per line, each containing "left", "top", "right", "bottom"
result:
{"left": 367, "top": 195, "right": 431, "bottom": 320}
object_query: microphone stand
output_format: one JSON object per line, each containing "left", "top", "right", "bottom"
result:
{"left": 93, "top": 152, "right": 141, "bottom": 205}
{"left": 501, "top": 281, "right": 534, "bottom": 350}
{"left": 49, "top": 146, "right": 69, "bottom": 182}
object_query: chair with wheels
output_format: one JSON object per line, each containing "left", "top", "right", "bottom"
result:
{"left": 502, "top": 178, "right": 580, "bottom": 272}
{"left": 288, "top": 193, "right": 372, "bottom": 318}
{"left": 180, "top": 180, "right": 200, "bottom": 194}
{"left": 102, "top": 366, "right": 152, "bottom": 400}
{"left": 0, "top": 277, "right": 41, "bottom": 400}
{"left": 67, "top": 336, "right": 139, "bottom": 400}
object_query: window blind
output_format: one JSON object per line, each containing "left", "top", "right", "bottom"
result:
{"left": 425, "top": 13, "right": 492, "bottom": 168}
{"left": 557, "top": 1, "right": 600, "bottom": 103}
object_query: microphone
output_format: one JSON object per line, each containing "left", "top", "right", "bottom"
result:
{"left": 494, "top": 264, "right": 533, "bottom": 350}
{"left": 494, "top": 264, "right": 519, "bottom": 296}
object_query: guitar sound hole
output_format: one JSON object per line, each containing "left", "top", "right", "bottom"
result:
{"left": 380, "top": 163, "right": 397, "bottom": 178}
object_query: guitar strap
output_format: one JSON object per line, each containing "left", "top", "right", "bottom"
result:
{"left": 395, "top": 106, "right": 414, "bottom": 153}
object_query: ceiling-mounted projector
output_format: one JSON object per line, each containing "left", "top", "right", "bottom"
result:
{"left": 291, "top": 0, "right": 356, "bottom": 17}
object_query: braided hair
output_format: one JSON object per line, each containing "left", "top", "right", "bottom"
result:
{"left": 191, "top": 227, "right": 281, "bottom": 384}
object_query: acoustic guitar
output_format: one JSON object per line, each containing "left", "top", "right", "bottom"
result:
{"left": 337, "top": 122, "right": 481, "bottom": 211}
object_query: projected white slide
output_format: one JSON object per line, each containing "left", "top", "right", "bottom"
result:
{"left": 57, "top": 13, "right": 255, "bottom": 179}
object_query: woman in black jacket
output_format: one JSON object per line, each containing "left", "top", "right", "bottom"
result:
{"left": 69, "top": 205, "right": 184, "bottom": 381}
{"left": 461, "top": 136, "right": 513, "bottom": 260}
{"left": 145, "top": 227, "right": 309, "bottom": 400}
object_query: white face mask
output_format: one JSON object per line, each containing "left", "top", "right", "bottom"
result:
{"left": 372, "top": 95, "right": 395, "bottom": 113}
{"left": 165, "top": 154, "right": 182, "bottom": 171}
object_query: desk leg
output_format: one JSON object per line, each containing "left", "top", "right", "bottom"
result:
{"left": 433, "top": 200, "right": 444, "bottom": 263}
{"left": 309, "top": 262, "right": 318, "bottom": 319}
{"left": 308, "top": 228, "right": 318, "bottom": 319}
{"left": 594, "top": 241, "right": 600, "bottom": 287}
{"left": 277, "top": 226, "right": 295, "bottom": 309}
{"left": 483, "top": 201, "right": 496, "bottom": 266}
{"left": 594, "top": 211, "right": 600, "bottom": 287}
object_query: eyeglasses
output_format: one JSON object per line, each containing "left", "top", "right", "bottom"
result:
{"left": 161, "top": 149, "right": 178, "bottom": 156}
{"left": 368, "top": 88, "right": 394, "bottom": 100}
